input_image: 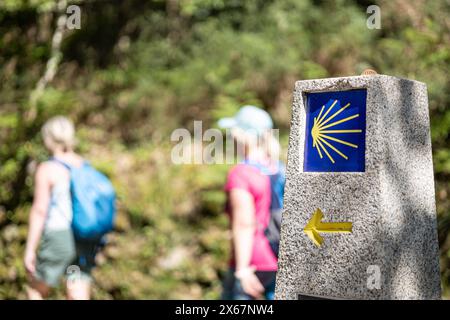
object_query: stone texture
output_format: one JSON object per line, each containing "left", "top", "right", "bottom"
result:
{"left": 275, "top": 75, "right": 441, "bottom": 300}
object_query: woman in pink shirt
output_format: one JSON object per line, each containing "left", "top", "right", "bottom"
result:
{"left": 218, "top": 106, "right": 281, "bottom": 300}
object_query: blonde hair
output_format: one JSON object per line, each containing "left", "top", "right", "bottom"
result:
{"left": 262, "top": 130, "right": 280, "bottom": 164}
{"left": 42, "top": 116, "right": 76, "bottom": 152}
{"left": 231, "top": 128, "right": 280, "bottom": 164}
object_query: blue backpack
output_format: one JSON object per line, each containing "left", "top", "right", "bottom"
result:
{"left": 52, "top": 158, "right": 116, "bottom": 241}
{"left": 243, "top": 160, "right": 286, "bottom": 257}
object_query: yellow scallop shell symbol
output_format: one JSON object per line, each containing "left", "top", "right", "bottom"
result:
{"left": 312, "top": 100, "right": 362, "bottom": 164}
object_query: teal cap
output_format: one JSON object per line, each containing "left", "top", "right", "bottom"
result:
{"left": 218, "top": 105, "right": 273, "bottom": 135}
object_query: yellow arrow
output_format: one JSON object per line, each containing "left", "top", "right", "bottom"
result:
{"left": 304, "top": 208, "right": 352, "bottom": 247}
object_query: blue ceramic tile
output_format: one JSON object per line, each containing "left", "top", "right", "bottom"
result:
{"left": 304, "top": 89, "right": 366, "bottom": 172}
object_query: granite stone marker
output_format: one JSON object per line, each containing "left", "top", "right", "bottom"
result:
{"left": 275, "top": 75, "right": 441, "bottom": 300}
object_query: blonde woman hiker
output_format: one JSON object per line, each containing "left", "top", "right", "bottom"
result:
{"left": 24, "top": 116, "right": 116, "bottom": 299}
{"left": 218, "top": 106, "right": 285, "bottom": 300}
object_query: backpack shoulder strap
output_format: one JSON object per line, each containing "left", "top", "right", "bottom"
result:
{"left": 50, "top": 157, "right": 90, "bottom": 170}
{"left": 49, "top": 157, "right": 72, "bottom": 171}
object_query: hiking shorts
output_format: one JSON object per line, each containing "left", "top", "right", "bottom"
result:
{"left": 35, "top": 230, "right": 101, "bottom": 287}
{"left": 70, "top": 239, "right": 100, "bottom": 282}
{"left": 35, "top": 229, "right": 76, "bottom": 288}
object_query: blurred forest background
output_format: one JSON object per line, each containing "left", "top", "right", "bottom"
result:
{"left": 0, "top": 0, "right": 449, "bottom": 299}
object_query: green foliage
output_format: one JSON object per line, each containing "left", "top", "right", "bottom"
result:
{"left": 0, "top": 0, "right": 449, "bottom": 299}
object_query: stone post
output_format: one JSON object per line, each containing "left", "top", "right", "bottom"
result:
{"left": 275, "top": 75, "right": 441, "bottom": 300}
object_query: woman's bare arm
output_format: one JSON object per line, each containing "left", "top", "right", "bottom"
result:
{"left": 230, "top": 188, "right": 255, "bottom": 270}
{"left": 229, "top": 188, "right": 264, "bottom": 298}
{"left": 24, "top": 164, "right": 52, "bottom": 273}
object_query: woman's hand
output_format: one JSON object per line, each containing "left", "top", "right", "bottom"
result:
{"left": 24, "top": 249, "right": 37, "bottom": 275}
{"left": 235, "top": 267, "right": 264, "bottom": 299}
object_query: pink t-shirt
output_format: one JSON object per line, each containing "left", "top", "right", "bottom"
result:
{"left": 224, "top": 164, "right": 278, "bottom": 271}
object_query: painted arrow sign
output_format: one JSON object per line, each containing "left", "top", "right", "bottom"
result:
{"left": 304, "top": 208, "right": 352, "bottom": 247}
